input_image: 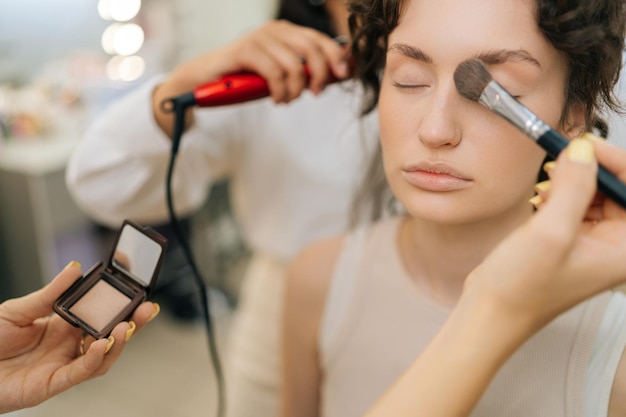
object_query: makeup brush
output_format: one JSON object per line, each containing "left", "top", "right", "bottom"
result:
{"left": 454, "top": 58, "right": 626, "bottom": 209}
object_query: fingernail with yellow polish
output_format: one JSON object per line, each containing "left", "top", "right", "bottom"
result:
{"left": 528, "top": 195, "right": 543, "bottom": 206}
{"left": 105, "top": 336, "right": 115, "bottom": 354}
{"left": 64, "top": 260, "right": 81, "bottom": 270}
{"left": 534, "top": 180, "right": 551, "bottom": 193}
{"left": 543, "top": 161, "right": 557, "bottom": 172}
{"left": 148, "top": 303, "right": 160, "bottom": 322}
{"left": 568, "top": 138, "right": 595, "bottom": 164}
{"left": 581, "top": 132, "right": 605, "bottom": 143}
{"left": 124, "top": 321, "right": 136, "bottom": 342}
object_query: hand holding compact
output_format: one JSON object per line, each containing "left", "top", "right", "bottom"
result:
{"left": 0, "top": 262, "right": 159, "bottom": 413}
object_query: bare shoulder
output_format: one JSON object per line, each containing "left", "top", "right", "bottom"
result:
{"left": 289, "top": 235, "right": 346, "bottom": 287}
{"left": 608, "top": 346, "right": 626, "bottom": 417}
{"left": 284, "top": 235, "right": 346, "bottom": 326}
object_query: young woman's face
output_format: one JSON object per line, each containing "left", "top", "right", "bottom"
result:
{"left": 379, "top": 0, "right": 580, "bottom": 225}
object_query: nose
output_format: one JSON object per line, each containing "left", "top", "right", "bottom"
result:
{"left": 417, "top": 85, "right": 462, "bottom": 149}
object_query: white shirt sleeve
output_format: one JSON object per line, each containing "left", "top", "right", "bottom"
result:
{"left": 66, "top": 75, "right": 239, "bottom": 228}
{"left": 607, "top": 51, "right": 626, "bottom": 148}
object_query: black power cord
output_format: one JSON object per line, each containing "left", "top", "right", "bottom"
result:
{"left": 163, "top": 95, "right": 225, "bottom": 417}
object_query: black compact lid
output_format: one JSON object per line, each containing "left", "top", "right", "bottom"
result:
{"left": 107, "top": 220, "right": 168, "bottom": 294}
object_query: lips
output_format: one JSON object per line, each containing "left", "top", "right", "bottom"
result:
{"left": 402, "top": 162, "right": 473, "bottom": 192}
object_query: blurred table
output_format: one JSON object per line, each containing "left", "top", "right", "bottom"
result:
{"left": 0, "top": 134, "right": 103, "bottom": 301}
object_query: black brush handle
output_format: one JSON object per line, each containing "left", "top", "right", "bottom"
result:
{"left": 596, "top": 166, "right": 626, "bottom": 209}
{"left": 537, "top": 130, "right": 626, "bottom": 209}
{"left": 536, "top": 130, "right": 569, "bottom": 159}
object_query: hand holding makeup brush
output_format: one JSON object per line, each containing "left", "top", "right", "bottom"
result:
{"left": 465, "top": 136, "right": 626, "bottom": 332}
{"left": 365, "top": 137, "right": 626, "bottom": 417}
{"left": 0, "top": 261, "right": 160, "bottom": 414}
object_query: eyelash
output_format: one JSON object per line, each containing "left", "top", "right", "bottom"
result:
{"left": 392, "top": 76, "right": 524, "bottom": 100}
{"left": 492, "top": 77, "right": 523, "bottom": 99}
{"left": 392, "top": 81, "right": 429, "bottom": 90}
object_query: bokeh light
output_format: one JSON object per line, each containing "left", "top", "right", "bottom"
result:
{"left": 99, "top": 0, "right": 145, "bottom": 81}
{"left": 98, "top": 0, "right": 142, "bottom": 22}
{"left": 106, "top": 55, "right": 145, "bottom": 82}
{"left": 101, "top": 23, "right": 144, "bottom": 56}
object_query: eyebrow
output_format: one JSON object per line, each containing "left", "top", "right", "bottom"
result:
{"left": 476, "top": 49, "right": 541, "bottom": 68}
{"left": 388, "top": 43, "right": 433, "bottom": 63}
{"left": 388, "top": 43, "right": 541, "bottom": 69}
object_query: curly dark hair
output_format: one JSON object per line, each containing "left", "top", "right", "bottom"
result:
{"left": 348, "top": 0, "right": 626, "bottom": 223}
{"left": 348, "top": 0, "right": 625, "bottom": 129}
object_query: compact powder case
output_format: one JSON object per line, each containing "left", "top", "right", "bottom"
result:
{"left": 54, "top": 220, "right": 168, "bottom": 339}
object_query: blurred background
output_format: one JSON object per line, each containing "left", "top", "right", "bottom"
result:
{"left": 1, "top": 1, "right": 275, "bottom": 416}
{"left": 0, "top": 0, "right": 276, "bottom": 303}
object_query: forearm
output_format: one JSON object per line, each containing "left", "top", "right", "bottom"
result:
{"left": 364, "top": 294, "right": 537, "bottom": 417}
{"left": 152, "top": 79, "right": 195, "bottom": 138}
{"left": 151, "top": 46, "right": 238, "bottom": 137}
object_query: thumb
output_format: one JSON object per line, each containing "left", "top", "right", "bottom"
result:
{"left": 0, "top": 262, "right": 83, "bottom": 326}
{"left": 537, "top": 138, "right": 598, "bottom": 237}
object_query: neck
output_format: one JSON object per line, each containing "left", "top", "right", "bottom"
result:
{"left": 399, "top": 204, "right": 534, "bottom": 307}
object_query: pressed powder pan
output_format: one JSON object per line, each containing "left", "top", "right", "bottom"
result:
{"left": 54, "top": 220, "right": 167, "bottom": 339}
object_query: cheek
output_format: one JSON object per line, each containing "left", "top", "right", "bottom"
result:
{"left": 378, "top": 93, "right": 401, "bottom": 171}
{"left": 378, "top": 117, "right": 399, "bottom": 186}
{"left": 480, "top": 135, "right": 547, "bottom": 194}
{"left": 378, "top": 84, "right": 415, "bottom": 157}
{"left": 468, "top": 106, "right": 548, "bottom": 176}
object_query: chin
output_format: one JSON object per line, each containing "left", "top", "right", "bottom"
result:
{"left": 400, "top": 197, "right": 476, "bottom": 225}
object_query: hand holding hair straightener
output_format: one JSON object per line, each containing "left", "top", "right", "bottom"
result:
{"left": 168, "top": 65, "right": 339, "bottom": 109}
{"left": 164, "top": 35, "right": 349, "bottom": 110}
{"left": 454, "top": 58, "right": 626, "bottom": 209}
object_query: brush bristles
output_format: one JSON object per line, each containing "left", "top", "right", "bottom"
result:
{"left": 454, "top": 59, "right": 493, "bottom": 102}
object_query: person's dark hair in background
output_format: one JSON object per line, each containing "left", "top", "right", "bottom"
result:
{"left": 277, "top": 0, "right": 336, "bottom": 37}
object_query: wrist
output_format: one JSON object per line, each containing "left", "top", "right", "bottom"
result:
{"left": 152, "top": 81, "right": 195, "bottom": 137}
{"left": 453, "top": 284, "right": 542, "bottom": 360}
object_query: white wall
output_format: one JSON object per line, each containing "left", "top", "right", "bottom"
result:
{"left": 172, "top": 0, "right": 278, "bottom": 64}
{"left": 607, "top": 52, "right": 626, "bottom": 148}
{"left": 0, "top": 0, "right": 107, "bottom": 83}
{"left": 0, "top": 0, "right": 278, "bottom": 83}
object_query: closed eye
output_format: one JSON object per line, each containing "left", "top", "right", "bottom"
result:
{"left": 392, "top": 81, "right": 429, "bottom": 90}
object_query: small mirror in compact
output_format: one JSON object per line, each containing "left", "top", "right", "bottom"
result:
{"left": 112, "top": 224, "right": 166, "bottom": 287}
{"left": 54, "top": 220, "right": 167, "bottom": 339}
